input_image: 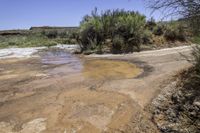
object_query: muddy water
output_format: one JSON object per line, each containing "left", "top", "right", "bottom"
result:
{"left": 39, "top": 49, "right": 141, "bottom": 80}
{"left": 83, "top": 59, "right": 141, "bottom": 80}
{"left": 39, "top": 49, "right": 83, "bottom": 76}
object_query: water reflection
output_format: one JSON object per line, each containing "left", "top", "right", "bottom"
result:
{"left": 39, "top": 49, "right": 141, "bottom": 80}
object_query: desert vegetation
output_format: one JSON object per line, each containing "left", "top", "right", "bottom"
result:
{"left": 0, "top": 27, "right": 78, "bottom": 48}
{"left": 147, "top": 0, "right": 200, "bottom": 132}
{"left": 77, "top": 8, "right": 189, "bottom": 54}
{"left": 78, "top": 9, "right": 146, "bottom": 53}
{"left": 1, "top": 1, "right": 200, "bottom": 132}
{"left": 147, "top": 0, "right": 200, "bottom": 84}
{"left": 152, "top": 46, "right": 200, "bottom": 132}
{"left": 0, "top": 8, "right": 192, "bottom": 52}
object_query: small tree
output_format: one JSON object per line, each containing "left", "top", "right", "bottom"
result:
{"left": 147, "top": 0, "right": 200, "bottom": 34}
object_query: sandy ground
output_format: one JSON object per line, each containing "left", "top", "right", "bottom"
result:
{"left": 0, "top": 46, "right": 192, "bottom": 133}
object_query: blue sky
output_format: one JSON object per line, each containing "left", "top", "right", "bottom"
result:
{"left": 0, "top": 0, "right": 163, "bottom": 30}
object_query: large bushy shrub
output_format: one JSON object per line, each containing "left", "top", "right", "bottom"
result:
{"left": 164, "top": 27, "right": 177, "bottom": 41}
{"left": 153, "top": 24, "right": 165, "bottom": 36}
{"left": 146, "top": 17, "right": 157, "bottom": 31}
{"left": 112, "top": 35, "right": 124, "bottom": 54}
{"left": 164, "top": 24, "right": 186, "bottom": 41}
{"left": 79, "top": 9, "right": 146, "bottom": 53}
{"left": 142, "top": 30, "right": 153, "bottom": 44}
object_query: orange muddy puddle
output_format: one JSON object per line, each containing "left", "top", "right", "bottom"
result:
{"left": 82, "top": 59, "right": 142, "bottom": 80}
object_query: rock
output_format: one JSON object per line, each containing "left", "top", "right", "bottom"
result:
{"left": 171, "top": 90, "right": 183, "bottom": 103}
{"left": 166, "top": 108, "right": 177, "bottom": 122}
{"left": 189, "top": 111, "right": 197, "bottom": 118}
{"left": 193, "top": 101, "right": 200, "bottom": 108}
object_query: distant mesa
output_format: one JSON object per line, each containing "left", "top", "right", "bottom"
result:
{"left": 30, "top": 26, "right": 78, "bottom": 31}
{"left": 0, "top": 30, "right": 29, "bottom": 36}
{"left": 0, "top": 26, "right": 79, "bottom": 36}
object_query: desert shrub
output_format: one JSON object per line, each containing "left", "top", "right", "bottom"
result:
{"left": 0, "top": 42, "right": 9, "bottom": 48}
{"left": 44, "top": 30, "right": 58, "bottom": 38}
{"left": 41, "top": 30, "right": 46, "bottom": 36}
{"left": 0, "top": 33, "right": 59, "bottom": 48}
{"left": 8, "top": 41, "right": 17, "bottom": 46}
{"left": 79, "top": 24, "right": 99, "bottom": 50}
{"left": 192, "top": 45, "right": 200, "bottom": 72}
{"left": 146, "top": 17, "right": 157, "bottom": 31}
{"left": 176, "top": 25, "right": 186, "bottom": 41}
{"left": 192, "top": 35, "right": 200, "bottom": 44}
{"left": 79, "top": 12, "right": 104, "bottom": 52}
{"left": 44, "top": 41, "right": 57, "bottom": 47}
{"left": 164, "top": 25, "right": 186, "bottom": 41}
{"left": 190, "top": 17, "right": 200, "bottom": 35}
{"left": 111, "top": 35, "right": 124, "bottom": 54}
{"left": 69, "top": 31, "right": 79, "bottom": 39}
{"left": 64, "top": 31, "right": 79, "bottom": 44}
{"left": 54, "top": 38, "right": 70, "bottom": 44}
{"left": 59, "top": 31, "right": 68, "bottom": 38}
{"left": 164, "top": 27, "right": 177, "bottom": 41}
{"left": 69, "top": 39, "right": 77, "bottom": 44}
{"left": 153, "top": 24, "right": 164, "bottom": 36}
{"left": 79, "top": 8, "right": 146, "bottom": 53}
{"left": 142, "top": 30, "right": 153, "bottom": 44}
{"left": 114, "top": 11, "right": 146, "bottom": 52}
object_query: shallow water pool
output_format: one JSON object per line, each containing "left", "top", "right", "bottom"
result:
{"left": 39, "top": 49, "right": 141, "bottom": 80}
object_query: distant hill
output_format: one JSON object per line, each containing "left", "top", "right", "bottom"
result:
{"left": 0, "top": 30, "right": 30, "bottom": 36}
{"left": 30, "top": 26, "right": 78, "bottom": 30}
{"left": 0, "top": 26, "right": 79, "bottom": 36}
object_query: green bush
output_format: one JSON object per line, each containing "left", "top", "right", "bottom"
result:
{"left": 69, "top": 39, "right": 77, "bottom": 44}
{"left": 164, "top": 25, "right": 186, "bottom": 41}
{"left": 79, "top": 9, "right": 146, "bottom": 53}
{"left": 44, "top": 41, "right": 57, "bottom": 47}
{"left": 164, "top": 27, "right": 177, "bottom": 41}
{"left": 153, "top": 25, "right": 164, "bottom": 36}
{"left": 145, "top": 18, "right": 157, "bottom": 31}
{"left": 192, "top": 35, "right": 200, "bottom": 44}
{"left": 142, "top": 30, "right": 153, "bottom": 44}
{"left": 54, "top": 38, "right": 68, "bottom": 44}
{"left": 176, "top": 25, "right": 186, "bottom": 41}
{"left": 59, "top": 31, "right": 68, "bottom": 38}
{"left": 192, "top": 45, "right": 200, "bottom": 72}
{"left": 0, "top": 33, "right": 59, "bottom": 48}
{"left": 79, "top": 25, "right": 98, "bottom": 50}
{"left": 185, "top": 45, "right": 200, "bottom": 94}
{"left": 44, "top": 30, "right": 58, "bottom": 38}
{"left": 80, "top": 16, "right": 104, "bottom": 51}
{"left": 111, "top": 35, "right": 124, "bottom": 54}
{"left": 8, "top": 41, "right": 17, "bottom": 46}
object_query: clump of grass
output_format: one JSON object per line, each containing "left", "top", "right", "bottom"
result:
{"left": 192, "top": 35, "right": 200, "bottom": 44}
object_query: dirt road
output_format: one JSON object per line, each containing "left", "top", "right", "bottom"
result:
{"left": 0, "top": 46, "right": 192, "bottom": 133}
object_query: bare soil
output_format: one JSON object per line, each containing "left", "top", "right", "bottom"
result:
{"left": 0, "top": 46, "right": 192, "bottom": 133}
